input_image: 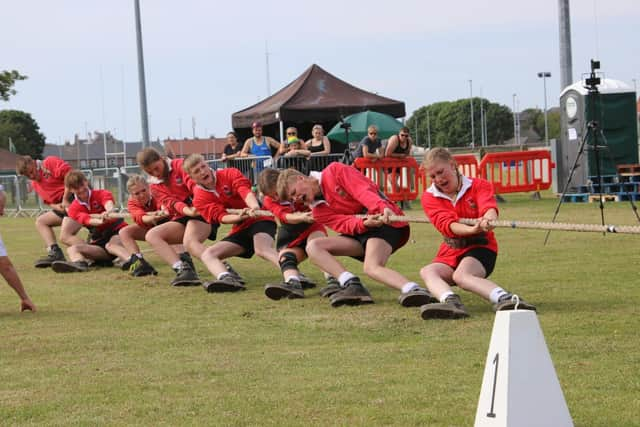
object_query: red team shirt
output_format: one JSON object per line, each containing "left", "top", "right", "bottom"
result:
{"left": 67, "top": 189, "right": 127, "bottom": 235}
{"left": 262, "top": 196, "right": 326, "bottom": 248}
{"left": 127, "top": 195, "right": 162, "bottom": 229}
{"left": 30, "top": 156, "right": 71, "bottom": 205}
{"left": 310, "top": 162, "right": 407, "bottom": 235}
{"left": 192, "top": 168, "right": 274, "bottom": 236}
{"left": 421, "top": 175, "right": 498, "bottom": 268}
{"left": 147, "top": 158, "right": 196, "bottom": 220}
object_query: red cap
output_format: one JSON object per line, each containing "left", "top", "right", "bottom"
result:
{"left": 251, "top": 121, "right": 262, "bottom": 128}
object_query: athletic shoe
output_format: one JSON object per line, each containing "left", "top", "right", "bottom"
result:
{"left": 493, "top": 293, "right": 537, "bottom": 312}
{"left": 179, "top": 252, "right": 195, "bottom": 271}
{"left": 398, "top": 287, "right": 438, "bottom": 307}
{"left": 51, "top": 260, "right": 89, "bottom": 273}
{"left": 329, "top": 277, "right": 374, "bottom": 307}
{"left": 170, "top": 262, "right": 201, "bottom": 286}
{"left": 298, "top": 272, "right": 316, "bottom": 289}
{"left": 203, "top": 274, "right": 246, "bottom": 293}
{"left": 420, "top": 294, "right": 470, "bottom": 320}
{"left": 34, "top": 244, "right": 65, "bottom": 268}
{"left": 319, "top": 276, "right": 341, "bottom": 298}
{"left": 223, "top": 260, "right": 245, "bottom": 285}
{"left": 264, "top": 278, "right": 305, "bottom": 300}
{"left": 121, "top": 254, "right": 138, "bottom": 271}
{"left": 130, "top": 257, "right": 158, "bottom": 277}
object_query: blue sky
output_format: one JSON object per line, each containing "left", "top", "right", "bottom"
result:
{"left": 2, "top": 0, "right": 638, "bottom": 144}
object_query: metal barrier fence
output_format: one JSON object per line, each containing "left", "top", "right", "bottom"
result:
{"left": 2, "top": 154, "right": 347, "bottom": 214}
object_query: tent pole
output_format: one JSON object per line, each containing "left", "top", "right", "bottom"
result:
{"left": 278, "top": 118, "right": 284, "bottom": 143}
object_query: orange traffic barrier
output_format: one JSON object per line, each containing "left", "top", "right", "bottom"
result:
{"left": 478, "top": 150, "right": 555, "bottom": 194}
{"left": 353, "top": 157, "right": 420, "bottom": 202}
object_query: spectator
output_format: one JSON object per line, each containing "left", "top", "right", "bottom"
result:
{"left": 241, "top": 121, "right": 280, "bottom": 175}
{"left": 353, "top": 125, "right": 382, "bottom": 161}
{"left": 278, "top": 137, "right": 311, "bottom": 158}
{"left": 0, "top": 185, "right": 36, "bottom": 312}
{"left": 385, "top": 127, "right": 413, "bottom": 159}
{"left": 305, "top": 124, "right": 331, "bottom": 155}
{"left": 221, "top": 132, "right": 243, "bottom": 165}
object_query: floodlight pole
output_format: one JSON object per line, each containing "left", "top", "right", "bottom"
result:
{"left": 537, "top": 72, "right": 552, "bottom": 145}
{"left": 469, "top": 80, "right": 475, "bottom": 149}
{"left": 134, "top": 0, "right": 150, "bottom": 148}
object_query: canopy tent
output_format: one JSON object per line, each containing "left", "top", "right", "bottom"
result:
{"left": 231, "top": 64, "right": 405, "bottom": 142}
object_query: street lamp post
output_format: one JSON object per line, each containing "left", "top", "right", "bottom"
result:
{"left": 537, "top": 71, "right": 552, "bottom": 145}
{"left": 469, "top": 80, "right": 475, "bottom": 149}
{"left": 512, "top": 93, "right": 520, "bottom": 145}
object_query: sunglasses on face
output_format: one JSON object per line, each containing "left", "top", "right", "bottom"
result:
{"left": 369, "top": 132, "right": 377, "bottom": 136}
{"left": 400, "top": 134, "right": 409, "bottom": 137}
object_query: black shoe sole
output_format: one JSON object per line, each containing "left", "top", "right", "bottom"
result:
{"left": 171, "top": 279, "right": 202, "bottom": 287}
{"left": 132, "top": 270, "right": 158, "bottom": 277}
{"left": 330, "top": 295, "right": 374, "bottom": 307}
{"left": 264, "top": 284, "right": 290, "bottom": 300}
{"left": 51, "top": 262, "right": 87, "bottom": 273}
{"left": 420, "top": 304, "right": 470, "bottom": 320}
{"left": 34, "top": 261, "right": 54, "bottom": 268}
{"left": 319, "top": 286, "right": 341, "bottom": 298}
{"left": 203, "top": 281, "right": 245, "bottom": 293}
{"left": 399, "top": 293, "right": 437, "bottom": 308}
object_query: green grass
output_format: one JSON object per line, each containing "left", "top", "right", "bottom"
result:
{"left": 1, "top": 192, "right": 639, "bottom": 426}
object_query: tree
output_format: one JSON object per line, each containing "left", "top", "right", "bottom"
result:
{"left": 534, "top": 108, "right": 560, "bottom": 141}
{"left": 0, "top": 70, "right": 27, "bottom": 101}
{"left": 406, "top": 98, "right": 514, "bottom": 148}
{"left": 0, "top": 110, "right": 46, "bottom": 158}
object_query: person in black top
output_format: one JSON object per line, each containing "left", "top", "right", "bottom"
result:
{"left": 221, "top": 131, "right": 243, "bottom": 167}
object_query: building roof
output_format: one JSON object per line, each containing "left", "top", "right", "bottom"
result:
{"left": 42, "top": 140, "right": 164, "bottom": 162}
{"left": 0, "top": 148, "right": 19, "bottom": 173}
{"left": 164, "top": 138, "right": 228, "bottom": 158}
{"left": 232, "top": 64, "right": 405, "bottom": 129}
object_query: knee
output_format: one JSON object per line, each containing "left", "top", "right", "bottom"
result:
{"left": 452, "top": 270, "right": 470, "bottom": 289}
{"left": 305, "top": 239, "right": 323, "bottom": 257}
{"left": 362, "top": 262, "right": 381, "bottom": 278}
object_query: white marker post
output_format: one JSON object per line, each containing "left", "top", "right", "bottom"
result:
{"left": 474, "top": 305, "right": 573, "bottom": 427}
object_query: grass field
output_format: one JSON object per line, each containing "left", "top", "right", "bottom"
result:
{"left": 1, "top": 193, "right": 639, "bottom": 426}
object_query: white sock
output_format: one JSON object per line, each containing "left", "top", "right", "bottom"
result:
{"left": 135, "top": 253, "right": 143, "bottom": 259}
{"left": 489, "top": 287, "right": 508, "bottom": 304}
{"left": 286, "top": 275, "right": 300, "bottom": 283}
{"left": 338, "top": 271, "right": 356, "bottom": 287}
{"left": 217, "top": 272, "right": 231, "bottom": 280}
{"left": 172, "top": 261, "right": 182, "bottom": 270}
{"left": 401, "top": 282, "right": 420, "bottom": 294}
{"left": 439, "top": 291, "right": 455, "bottom": 303}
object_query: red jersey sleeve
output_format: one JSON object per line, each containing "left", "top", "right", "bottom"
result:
{"left": 127, "top": 199, "right": 147, "bottom": 227}
{"left": 45, "top": 156, "right": 71, "bottom": 181}
{"left": 421, "top": 191, "right": 458, "bottom": 238}
{"left": 192, "top": 187, "right": 227, "bottom": 224}
{"left": 150, "top": 183, "right": 185, "bottom": 218}
{"left": 474, "top": 178, "right": 499, "bottom": 217}
{"left": 228, "top": 168, "right": 252, "bottom": 200}
{"left": 67, "top": 200, "right": 91, "bottom": 226}
{"left": 335, "top": 166, "right": 392, "bottom": 215}
{"left": 263, "top": 196, "right": 291, "bottom": 222}
{"left": 311, "top": 202, "right": 365, "bottom": 235}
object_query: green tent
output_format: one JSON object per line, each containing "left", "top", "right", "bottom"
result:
{"left": 327, "top": 110, "right": 404, "bottom": 143}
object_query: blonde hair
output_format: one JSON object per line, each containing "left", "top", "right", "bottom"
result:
{"left": 16, "top": 155, "right": 35, "bottom": 175}
{"left": 182, "top": 153, "right": 205, "bottom": 175}
{"left": 276, "top": 168, "right": 306, "bottom": 200}
{"left": 64, "top": 170, "right": 88, "bottom": 189}
{"left": 367, "top": 125, "right": 378, "bottom": 133}
{"left": 126, "top": 174, "right": 148, "bottom": 192}
{"left": 423, "top": 147, "right": 455, "bottom": 168}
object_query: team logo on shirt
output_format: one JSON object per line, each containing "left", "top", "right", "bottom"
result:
{"left": 335, "top": 186, "right": 347, "bottom": 198}
{"left": 175, "top": 177, "right": 183, "bottom": 185}
{"left": 467, "top": 199, "right": 477, "bottom": 210}
{"left": 222, "top": 185, "right": 232, "bottom": 196}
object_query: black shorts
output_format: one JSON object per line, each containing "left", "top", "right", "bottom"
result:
{"left": 52, "top": 209, "right": 67, "bottom": 219}
{"left": 222, "top": 220, "right": 277, "bottom": 259}
{"left": 275, "top": 223, "right": 311, "bottom": 251}
{"left": 459, "top": 247, "right": 497, "bottom": 277}
{"left": 173, "top": 216, "right": 219, "bottom": 241}
{"left": 343, "top": 225, "right": 410, "bottom": 262}
{"left": 87, "top": 219, "right": 125, "bottom": 255}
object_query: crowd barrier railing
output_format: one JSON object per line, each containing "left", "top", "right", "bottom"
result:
{"left": 353, "top": 157, "right": 420, "bottom": 202}
{"left": 478, "top": 150, "right": 554, "bottom": 194}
